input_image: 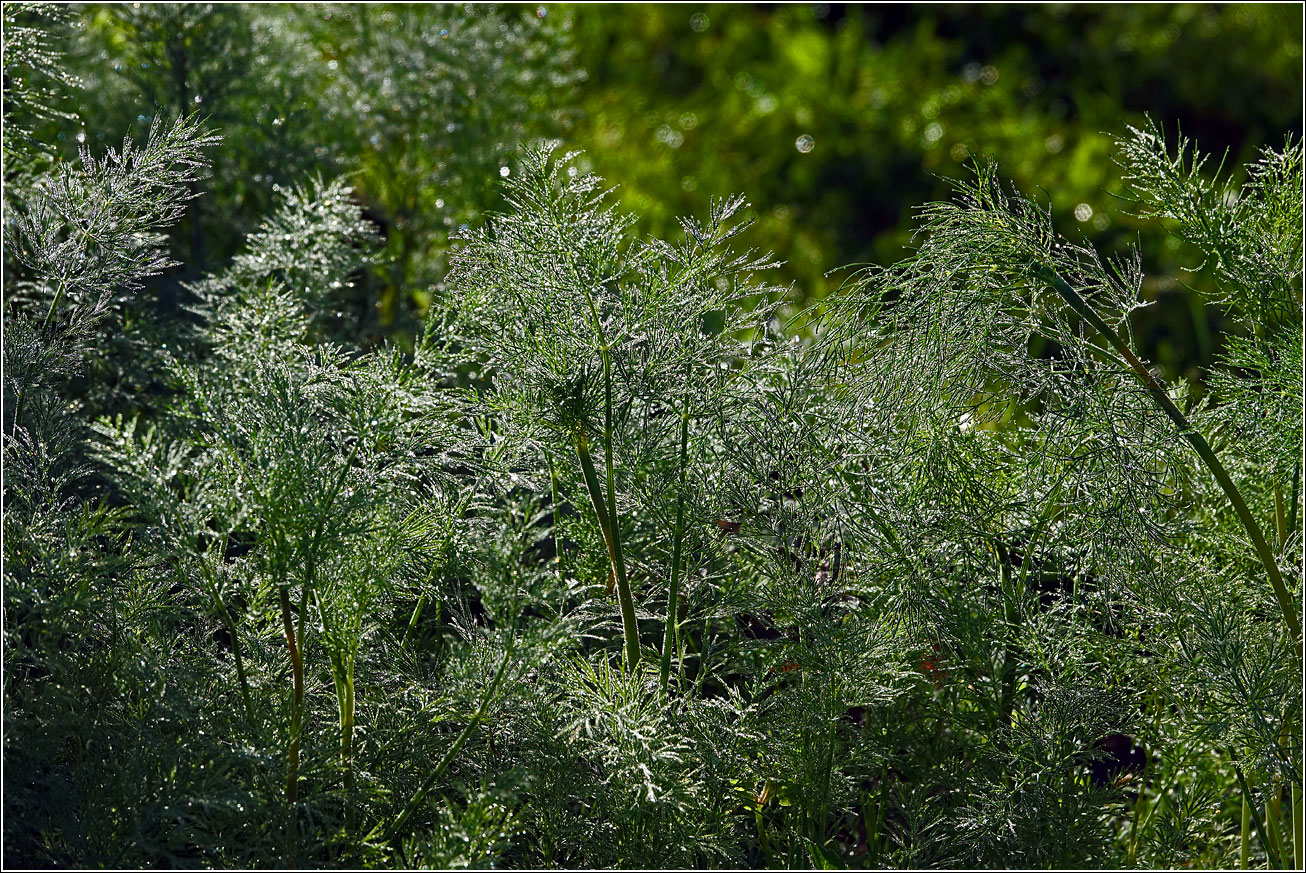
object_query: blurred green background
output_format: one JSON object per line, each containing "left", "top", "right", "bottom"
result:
{"left": 36, "top": 2, "right": 1305, "bottom": 381}
{"left": 566, "top": 3, "right": 1303, "bottom": 382}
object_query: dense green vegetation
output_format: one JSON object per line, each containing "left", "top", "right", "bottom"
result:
{"left": 3, "top": 3, "right": 1302, "bottom": 868}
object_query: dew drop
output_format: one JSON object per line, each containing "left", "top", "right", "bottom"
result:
{"left": 795, "top": 134, "right": 814, "bottom": 154}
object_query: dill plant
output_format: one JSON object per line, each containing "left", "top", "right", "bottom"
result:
{"left": 446, "top": 143, "right": 779, "bottom": 671}
{"left": 2, "top": 54, "right": 229, "bottom": 864}
{"left": 3, "top": 4, "right": 1302, "bottom": 867}
{"left": 68, "top": 2, "right": 577, "bottom": 333}
{"left": 811, "top": 118, "right": 1302, "bottom": 867}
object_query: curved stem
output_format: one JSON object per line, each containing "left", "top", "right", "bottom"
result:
{"left": 218, "top": 592, "right": 256, "bottom": 731}
{"left": 1034, "top": 266, "right": 1300, "bottom": 653}
{"left": 576, "top": 431, "right": 640, "bottom": 668}
{"left": 602, "top": 357, "right": 633, "bottom": 656}
{"left": 385, "top": 650, "right": 511, "bottom": 843}
{"left": 574, "top": 285, "right": 640, "bottom": 668}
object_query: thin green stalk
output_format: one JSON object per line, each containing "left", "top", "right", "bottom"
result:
{"left": 1035, "top": 267, "right": 1301, "bottom": 655}
{"left": 660, "top": 394, "right": 692, "bottom": 692}
{"left": 575, "top": 430, "right": 640, "bottom": 668}
{"left": 296, "top": 583, "right": 311, "bottom": 680}
{"left": 544, "top": 446, "right": 564, "bottom": 583}
{"left": 9, "top": 282, "right": 64, "bottom": 425}
{"left": 1242, "top": 791, "right": 1252, "bottom": 869}
{"left": 1236, "top": 765, "right": 1285, "bottom": 869}
{"left": 1292, "top": 783, "right": 1303, "bottom": 872}
{"left": 1275, "top": 486, "right": 1287, "bottom": 549}
{"left": 385, "top": 650, "right": 512, "bottom": 843}
{"left": 401, "top": 593, "right": 428, "bottom": 650}
{"left": 40, "top": 274, "right": 70, "bottom": 332}
{"left": 602, "top": 359, "right": 627, "bottom": 606}
{"left": 754, "top": 794, "right": 775, "bottom": 867}
{"left": 599, "top": 352, "right": 634, "bottom": 665}
{"left": 278, "top": 582, "right": 304, "bottom": 862}
{"left": 343, "top": 658, "right": 356, "bottom": 834}
{"left": 283, "top": 439, "right": 361, "bottom": 848}
{"left": 1288, "top": 462, "right": 1301, "bottom": 539}
{"left": 1268, "top": 786, "right": 1284, "bottom": 870}
{"left": 217, "top": 593, "right": 256, "bottom": 731}
{"left": 195, "top": 548, "right": 257, "bottom": 732}
{"left": 693, "top": 613, "right": 713, "bottom": 700}
{"left": 1129, "top": 783, "right": 1149, "bottom": 866}
{"left": 867, "top": 762, "right": 888, "bottom": 868}
{"left": 994, "top": 540, "right": 1019, "bottom": 728}
{"left": 573, "top": 282, "right": 640, "bottom": 669}
{"left": 329, "top": 647, "right": 358, "bottom": 835}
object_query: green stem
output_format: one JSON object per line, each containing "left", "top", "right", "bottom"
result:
{"left": 574, "top": 283, "right": 639, "bottom": 669}
{"left": 279, "top": 582, "right": 304, "bottom": 863}
{"left": 1129, "top": 782, "right": 1148, "bottom": 866}
{"left": 995, "top": 540, "right": 1019, "bottom": 729}
{"left": 10, "top": 277, "right": 70, "bottom": 432}
{"left": 1289, "top": 461, "right": 1301, "bottom": 542}
{"left": 544, "top": 446, "right": 564, "bottom": 582}
{"left": 1242, "top": 790, "right": 1252, "bottom": 869}
{"left": 1275, "top": 486, "right": 1288, "bottom": 549}
{"left": 40, "top": 276, "right": 68, "bottom": 333}
{"left": 576, "top": 431, "right": 640, "bottom": 668}
{"left": 1035, "top": 267, "right": 1300, "bottom": 655}
{"left": 343, "top": 657, "right": 356, "bottom": 835}
{"left": 195, "top": 549, "right": 257, "bottom": 733}
{"left": 1268, "top": 786, "right": 1284, "bottom": 870}
{"left": 1292, "top": 783, "right": 1302, "bottom": 872}
{"left": 329, "top": 649, "right": 357, "bottom": 834}
{"left": 867, "top": 762, "right": 888, "bottom": 868}
{"left": 386, "top": 650, "right": 511, "bottom": 843}
{"left": 218, "top": 593, "right": 256, "bottom": 731}
{"left": 660, "top": 395, "right": 692, "bottom": 692}
{"left": 1236, "top": 765, "right": 1284, "bottom": 869}
{"left": 401, "top": 593, "right": 427, "bottom": 650}
{"left": 602, "top": 359, "right": 633, "bottom": 663}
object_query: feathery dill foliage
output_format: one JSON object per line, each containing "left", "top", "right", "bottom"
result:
{"left": 3, "top": 5, "right": 1302, "bottom": 869}
{"left": 66, "top": 2, "right": 577, "bottom": 332}
{"left": 305, "top": 3, "right": 581, "bottom": 309}
{"left": 0, "top": 2, "right": 79, "bottom": 173}
{"left": 811, "top": 116, "right": 1302, "bottom": 867}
